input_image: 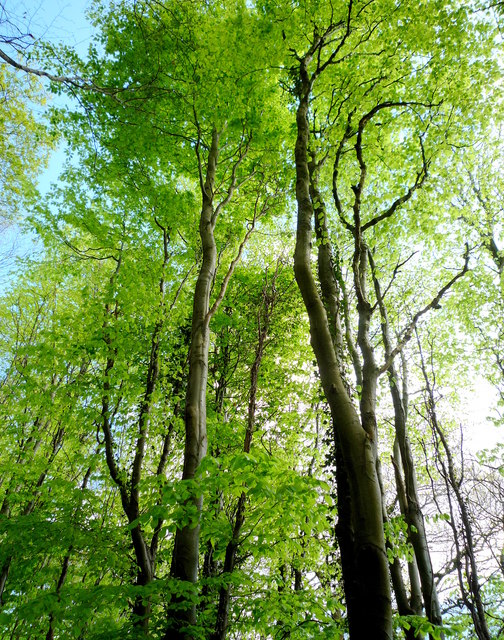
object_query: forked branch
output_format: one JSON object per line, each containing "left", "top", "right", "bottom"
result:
{"left": 379, "top": 244, "right": 470, "bottom": 375}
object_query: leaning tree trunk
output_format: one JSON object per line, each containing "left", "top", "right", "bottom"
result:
{"left": 309, "top": 153, "right": 372, "bottom": 632}
{"left": 292, "top": 57, "right": 392, "bottom": 639}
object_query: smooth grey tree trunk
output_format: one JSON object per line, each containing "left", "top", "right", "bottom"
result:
{"left": 167, "top": 130, "right": 219, "bottom": 639}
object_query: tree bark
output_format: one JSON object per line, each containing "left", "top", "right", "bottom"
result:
{"left": 167, "top": 128, "right": 219, "bottom": 639}
{"left": 98, "top": 232, "right": 172, "bottom": 635}
{"left": 371, "top": 262, "right": 443, "bottom": 632}
{"left": 292, "top": 55, "right": 392, "bottom": 639}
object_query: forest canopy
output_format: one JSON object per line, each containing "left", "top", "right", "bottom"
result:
{"left": 0, "top": 1, "right": 503, "bottom": 639}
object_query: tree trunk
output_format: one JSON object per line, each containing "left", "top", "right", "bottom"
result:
{"left": 419, "top": 348, "right": 491, "bottom": 640}
{"left": 293, "top": 61, "right": 392, "bottom": 639}
{"left": 392, "top": 440, "right": 424, "bottom": 619}
{"left": 212, "top": 276, "right": 274, "bottom": 640}
{"left": 46, "top": 466, "right": 92, "bottom": 640}
{"left": 374, "top": 285, "right": 442, "bottom": 629}
{"left": 167, "top": 129, "right": 219, "bottom": 639}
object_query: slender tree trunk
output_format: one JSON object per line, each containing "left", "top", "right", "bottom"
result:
{"left": 46, "top": 466, "right": 92, "bottom": 640}
{"left": 371, "top": 261, "right": 443, "bottom": 632}
{"left": 166, "top": 122, "right": 254, "bottom": 638}
{"left": 376, "top": 440, "right": 421, "bottom": 640}
{"left": 391, "top": 377, "right": 442, "bottom": 630}
{"left": 212, "top": 278, "right": 274, "bottom": 640}
{"left": 419, "top": 346, "right": 491, "bottom": 640}
{"left": 167, "top": 129, "right": 219, "bottom": 639}
{"left": 392, "top": 440, "right": 423, "bottom": 618}
{"left": 0, "top": 424, "right": 65, "bottom": 608}
{"left": 98, "top": 239, "right": 171, "bottom": 636}
{"left": 201, "top": 337, "right": 231, "bottom": 607}
{"left": 383, "top": 507, "right": 419, "bottom": 640}
{"left": 45, "top": 553, "right": 71, "bottom": 640}
{"left": 0, "top": 558, "right": 11, "bottom": 607}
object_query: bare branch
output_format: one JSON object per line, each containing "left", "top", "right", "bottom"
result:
{"left": 332, "top": 115, "right": 355, "bottom": 233}
{"left": 213, "top": 132, "right": 252, "bottom": 222}
{"left": 192, "top": 104, "right": 206, "bottom": 196}
{"left": 206, "top": 188, "right": 272, "bottom": 323}
{"left": 379, "top": 245, "right": 470, "bottom": 375}
{"left": 372, "top": 250, "right": 418, "bottom": 308}
{"left": 0, "top": 48, "right": 125, "bottom": 99}
{"left": 314, "top": 0, "right": 354, "bottom": 79}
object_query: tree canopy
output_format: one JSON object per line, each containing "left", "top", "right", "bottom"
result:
{"left": 0, "top": 1, "right": 503, "bottom": 639}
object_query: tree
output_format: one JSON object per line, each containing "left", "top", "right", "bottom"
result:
{"left": 279, "top": 0, "right": 492, "bottom": 636}
{"left": 0, "top": 0, "right": 502, "bottom": 639}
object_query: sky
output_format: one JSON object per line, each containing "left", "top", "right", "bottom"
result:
{"left": 0, "top": 0, "right": 95, "bottom": 282}
{"left": 27, "top": 0, "right": 97, "bottom": 193}
{"left": 4, "top": 0, "right": 94, "bottom": 57}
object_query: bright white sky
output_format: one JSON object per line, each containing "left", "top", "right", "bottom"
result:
{"left": 463, "top": 380, "right": 502, "bottom": 453}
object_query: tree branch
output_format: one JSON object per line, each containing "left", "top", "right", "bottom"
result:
{"left": 378, "top": 245, "right": 470, "bottom": 375}
{"left": 0, "top": 48, "right": 125, "bottom": 99}
{"left": 363, "top": 136, "right": 430, "bottom": 231}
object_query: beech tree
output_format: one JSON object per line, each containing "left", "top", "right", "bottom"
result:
{"left": 0, "top": 1, "right": 503, "bottom": 639}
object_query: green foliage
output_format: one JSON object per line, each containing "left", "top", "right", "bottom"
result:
{"left": 397, "top": 615, "right": 466, "bottom": 639}
{"left": 0, "top": 66, "right": 55, "bottom": 226}
{"left": 384, "top": 516, "right": 414, "bottom": 564}
{"left": 0, "top": 0, "right": 503, "bottom": 638}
